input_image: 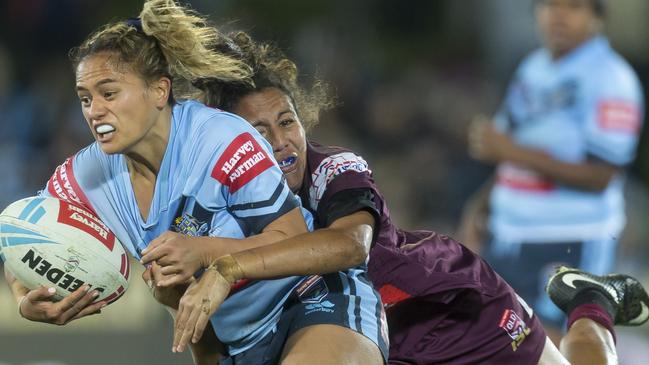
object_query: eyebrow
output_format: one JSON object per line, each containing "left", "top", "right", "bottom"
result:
{"left": 76, "top": 78, "right": 119, "bottom": 91}
{"left": 277, "top": 109, "right": 294, "bottom": 119}
{"left": 250, "top": 108, "right": 295, "bottom": 126}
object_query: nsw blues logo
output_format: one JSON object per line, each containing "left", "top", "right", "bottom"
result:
{"left": 171, "top": 213, "right": 209, "bottom": 237}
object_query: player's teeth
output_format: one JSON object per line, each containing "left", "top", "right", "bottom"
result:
{"left": 96, "top": 125, "right": 115, "bottom": 134}
{"left": 280, "top": 156, "right": 296, "bottom": 167}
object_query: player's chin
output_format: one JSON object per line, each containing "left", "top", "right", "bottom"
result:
{"left": 97, "top": 141, "right": 124, "bottom": 155}
{"left": 285, "top": 171, "right": 303, "bottom": 193}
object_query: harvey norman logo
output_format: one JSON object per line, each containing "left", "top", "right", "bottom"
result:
{"left": 211, "top": 133, "right": 274, "bottom": 193}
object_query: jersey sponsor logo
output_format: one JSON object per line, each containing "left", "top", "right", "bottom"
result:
{"left": 597, "top": 100, "right": 640, "bottom": 133}
{"left": 57, "top": 200, "right": 116, "bottom": 252}
{"left": 47, "top": 156, "right": 96, "bottom": 214}
{"left": 496, "top": 163, "right": 555, "bottom": 192}
{"left": 499, "top": 308, "right": 531, "bottom": 352}
{"left": 211, "top": 133, "right": 274, "bottom": 193}
{"left": 309, "top": 152, "right": 370, "bottom": 209}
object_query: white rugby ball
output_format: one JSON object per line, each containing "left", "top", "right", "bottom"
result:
{"left": 0, "top": 196, "right": 129, "bottom": 304}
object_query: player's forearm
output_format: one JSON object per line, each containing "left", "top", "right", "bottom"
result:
{"left": 201, "top": 207, "right": 309, "bottom": 263}
{"left": 217, "top": 225, "right": 371, "bottom": 281}
{"left": 507, "top": 146, "right": 617, "bottom": 191}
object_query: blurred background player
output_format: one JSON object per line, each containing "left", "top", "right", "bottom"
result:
{"left": 460, "top": 0, "right": 644, "bottom": 342}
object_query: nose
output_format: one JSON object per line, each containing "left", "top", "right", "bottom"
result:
{"left": 270, "top": 130, "right": 289, "bottom": 153}
{"left": 88, "top": 98, "right": 107, "bottom": 121}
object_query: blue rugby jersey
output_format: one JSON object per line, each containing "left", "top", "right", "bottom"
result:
{"left": 491, "top": 35, "right": 644, "bottom": 243}
{"left": 41, "top": 100, "right": 304, "bottom": 354}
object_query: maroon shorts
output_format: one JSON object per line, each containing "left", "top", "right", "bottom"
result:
{"left": 385, "top": 286, "right": 546, "bottom": 365}
{"left": 368, "top": 231, "right": 546, "bottom": 364}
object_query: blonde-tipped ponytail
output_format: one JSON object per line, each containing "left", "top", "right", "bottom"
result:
{"left": 140, "top": 0, "right": 251, "bottom": 87}
{"left": 70, "top": 0, "right": 251, "bottom": 103}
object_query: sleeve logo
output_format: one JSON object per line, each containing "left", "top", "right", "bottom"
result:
{"left": 309, "top": 152, "right": 369, "bottom": 210}
{"left": 597, "top": 100, "right": 641, "bottom": 133}
{"left": 47, "top": 156, "right": 96, "bottom": 214}
{"left": 56, "top": 199, "right": 116, "bottom": 252}
{"left": 210, "top": 133, "right": 275, "bottom": 193}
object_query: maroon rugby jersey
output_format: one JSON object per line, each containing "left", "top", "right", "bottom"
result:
{"left": 299, "top": 141, "right": 494, "bottom": 301}
{"left": 298, "top": 141, "right": 546, "bottom": 365}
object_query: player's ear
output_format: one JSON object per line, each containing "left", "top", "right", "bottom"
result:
{"left": 151, "top": 76, "right": 172, "bottom": 109}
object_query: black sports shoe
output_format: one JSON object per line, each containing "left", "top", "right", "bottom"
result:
{"left": 546, "top": 266, "right": 649, "bottom": 326}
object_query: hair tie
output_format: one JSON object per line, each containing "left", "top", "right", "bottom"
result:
{"left": 125, "top": 17, "right": 143, "bottom": 32}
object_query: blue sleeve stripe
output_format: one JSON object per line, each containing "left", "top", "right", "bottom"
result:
{"left": 230, "top": 192, "right": 299, "bottom": 235}
{"left": 232, "top": 187, "right": 294, "bottom": 218}
{"left": 229, "top": 182, "right": 284, "bottom": 212}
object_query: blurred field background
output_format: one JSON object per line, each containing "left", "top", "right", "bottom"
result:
{"left": 1, "top": 1, "right": 648, "bottom": 364}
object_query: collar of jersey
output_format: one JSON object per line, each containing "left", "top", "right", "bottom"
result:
{"left": 546, "top": 34, "right": 609, "bottom": 68}
{"left": 126, "top": 112, "right": 177, "bottom": 230}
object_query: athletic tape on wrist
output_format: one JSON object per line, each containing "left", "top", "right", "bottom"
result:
{"left": 207, "top": 255, "right": 244, "bottom": 285}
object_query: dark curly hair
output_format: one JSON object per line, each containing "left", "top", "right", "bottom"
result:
{"left": 194, "top": 31, "right": 334, "bottom": 132}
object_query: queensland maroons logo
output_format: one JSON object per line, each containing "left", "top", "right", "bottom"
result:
{"left": 499, "top": 309, "right": 531, "bottom": 351}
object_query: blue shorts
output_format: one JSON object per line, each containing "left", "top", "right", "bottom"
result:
{"left": 219, "top": 271, "right": 389, "bottom": 365}
{"left": 484, "top": 237, "right": 617, "bottom": 329}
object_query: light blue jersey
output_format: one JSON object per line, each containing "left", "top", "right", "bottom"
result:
{"left": 490, "top": 35, "right": 644, "bottom": 243}
{"left": 42, "top": 100, "right": 304, "bottom": 354}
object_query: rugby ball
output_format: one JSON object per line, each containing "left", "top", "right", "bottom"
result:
{"left": 0, "top": 196, "right": 129, "bottom": 304}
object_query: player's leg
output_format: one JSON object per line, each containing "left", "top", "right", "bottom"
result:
{"left": 546, "top": 266, "right": 649, "bottom": 365}
{"left": 218, "top": 273, "right": 388, "bottom": 365}
{"left": 280, "top": 324, "right": 383, "bottom": 365}
{"left": 560, "top": 319, "right": 616, "bottom": 365}
{"left": 279, "top": 272, "right": 388, "bottom": 365}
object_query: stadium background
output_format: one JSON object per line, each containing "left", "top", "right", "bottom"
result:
{"left": 0, "top": 0, "right": 648, "bottom": 364}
